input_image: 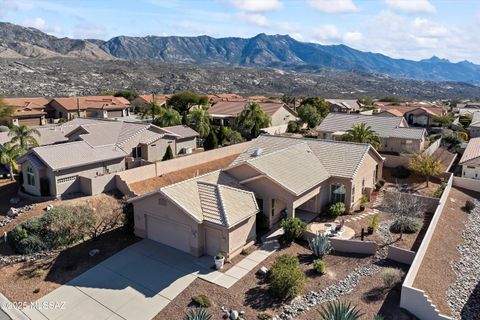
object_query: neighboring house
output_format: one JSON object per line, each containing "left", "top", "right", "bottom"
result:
{"left": 317, "top": 113, "right": 427, "bottom": 154}
{"left": 375, "top": 103, "right": 447, "bottom": 127}
{"left": 47, "top": 96, "right": 130, "bottom": 120}
{"left": 160, "top": 125, "right": 199, "bottom": 154}
{"left": 17, "top": 119, "right": 199, "bottom": 197}
{"left": 468, "top": 112, "right": 480, "bottom": 138}
{"left": 376, "top": 109, "right": 404, "bottom": 118}
{"left": 131, "top": 95, "right": 170, "bottom": 109}
{"left": 456, "top": 102, "right": 480, "bottom": 113}
{"left": 3, "top": 97, "right": 50, "bottom": 126}
{"left": 459, "top": 137, "right": 480, "bottom": 180}
{"left": 208, "top": 101, "right": 297, "bottom": 128}
{"left": 128, "top": 135, "right": 383, "bottom": 258}
{"left": 208, "top": 93, "right": 244, "bottom": 104}
{"left": 326, "top": 99, "right": 361, "bottom": 113}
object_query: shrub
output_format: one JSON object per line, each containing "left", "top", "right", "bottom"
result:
{"left": 389, "top": 218, "right": 420, "bottom": 234}
{"left": 368, "top": 213, "right": 380, "bottom": 232}
{"left": 191, "top": 295, "right": 211, "bottom": 308}
{"left": 318, "top": 301, "right": 364, "bottom": 320}
{"left": 309, "top": 233, "right": 332, "bottom": 258}
{"left": 465, "top": 200, "right": 476, "bottom": 213}
{"left": 280, "top": 217, "right": 306, "bottom": 243}
{"left": 257, "top": 311, "right": 273, "bottom": 320}
{"left": 269, "top": 254, "right": 306, "bottom": 300}
{"left": 0, "top": 125, "right": 9, "bottom": 132}
{"left": 16, "top": 235, "right": 48, "bottom": 254}
{"left": 241, "top": 248, "right": 249, "bottom": 256}
{"left": 382, "top": 268, "right": 404, "bottom": 288}
{"left": 203, "top": 131, "right": 218, "bottom": 151}
{"left": 313, "top": 259, "right": 325, "bottom": 275}
{"left": 391, "top": 165, "right": 411, "bottom": 179}
{"left": 433, "top": 180, "right": 447, "bottom": 198}
{"left": 287, "top": 120, "right": 299, "bottom": 133}
{"left": 162, "top": 145, "right": 174, "bottom": 161}
{"left": 374, "top": 315, "right": 384, "bottom": 320}
{"left": 183, "top": 308, "right": 212, "bottom": 320}
{"left": 328, "top": 202, "right": 346, "bottom": 217}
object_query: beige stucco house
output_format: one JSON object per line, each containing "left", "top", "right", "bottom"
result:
{"left": 326, "top": 99, "right": 361, "bottom": 113}
{"left": 468, "top": 112, "right": 480, "bottom": 138}
{"left": 2, "top": 97, "right": 50, "bottom": 126}
{"left": 128, "top": 135, "right": 383, "bottom": 258}
{"left": 317, "top": 113, "right": 427, "bottom": 154}
{"left": 459, "top": 137, "right": 480, "bottom": 180}
{"left": 47, "top": 96, "right": 130, "bottom": 120}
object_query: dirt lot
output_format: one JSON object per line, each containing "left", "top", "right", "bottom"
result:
{"left": 156, "top": 240, "right": 408, "bottom": 320}
{"left": 382, "top": 167, "right": 442, "bottom": 198}
{"left": 412, "top": 187, "right": 479, "bottom": 316}
{"left": 129, "top": 154, "right": 239, "bottom": 195}
{"left": 0, "top": 193, "right": 139, "bottom": 302}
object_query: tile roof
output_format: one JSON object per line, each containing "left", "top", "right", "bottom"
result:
{"left": 13, "top": 108, "right": 46, "bottom": 117}
{"left": 136, "top": 95, "right": 170, "bottom": 105}
{"left": 326, "top": 99, "right": 360, "bottom": 110}
{"left": 3, "top": 97, "right": 50, "bottom": 108}
{"left": 158, "top": 170, "right": 258, "bottom": 228}
{"left": 18, "top": 153, "right": 46, "bottom": 169}
{"left": 317, "top": 113, "right": 424, "bottom": 140}
{"left": 208, "top": 101, "right": 291, "bottom": 117}
{"left": 377, "top": 104, "right": 445, "bottom": 116}
{"left": 31, "top": 141, "right": 126, "bottom": 171}
{"left": 50, "top": 96, "right": 128, "bottom": 111}
{"left": 469, "top": 112, "right": 480, "bottom": 128}
{"left": 162, "top": 125, "right": 199, "bottom": 139}
{"left": 379, "top": 109, "right": 404, "bottom": 117}
{"left": 459, "top": 137, "right": 480, "bottom": 165}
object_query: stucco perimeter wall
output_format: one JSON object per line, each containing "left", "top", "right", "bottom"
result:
{"left": 423, "top": 138, "right": 442, "bottom": 156}
{"left": 384, "top": 190, "right": 440, "bottom": 213}
{"left": 453, "top": 176, "right": 480, "bottom": 192}
{"left": 118, "top": 141, "right": 252, "bottom": 185}
{"left": 79, "top": 174, "right": 117, "bottom": 196}
{"left": 330, "top": 238, "right": 377, "bottom": 255}
{"left": 400, "top": 173, "right": 453, "bottom": 320}
{"left": 382, "top": 154, "right": 411, "bottom": 168}
{"left": 387, "top": 246, "right": 416, "bottom": 265}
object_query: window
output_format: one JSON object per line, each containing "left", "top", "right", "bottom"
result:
{"left": 373, "top": 165, "right": 378, "bottom": 185}
{"left": 57, "top": 176, "right": 77, "bottom": 184}
{"left": 330, "top": 183, "right": 346, "bottom": 203}
{"left": 351, "top": 185, "right": 356, "bottom": 203}
{"left": 362, "top": 178, "right": 365, "bottom": 190}
{"left": 132, "top": 146, "right": 142, "bottom": 159}
{"left": 26, "top": 166, "right": 35, "bottom": 186}
{"left": 271, "top": 199, "right": 275, "bottom": 217}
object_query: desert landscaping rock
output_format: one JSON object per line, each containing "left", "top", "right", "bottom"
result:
{"left": 447, "top": 199, "right": 480, "bottom": 319}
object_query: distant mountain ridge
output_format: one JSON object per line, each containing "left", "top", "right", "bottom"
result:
{"left": 0, "top": 21, "right": 480, "bottom": 85}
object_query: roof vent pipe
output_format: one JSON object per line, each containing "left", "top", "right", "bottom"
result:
{"left": 253, "top": 148, "right": 263, "bottom": 157}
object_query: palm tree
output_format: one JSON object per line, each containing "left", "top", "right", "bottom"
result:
{"left": 140, "top": 99, "right": 162, "bottom": 120}
{"left": 8, "top": 125, "right": 40, "bottom": 150}
{"left": 153, "top": 108, "right": 182, "bottom": 127}
{"left": 235, "top": 102, "right": 271, "bottom": 140}
{"left": 318, "top": 301, "right": 364, "bottom": 320}
{"left": 187, "top": 109, "right": 212, "bottom": 138}
{"left": 0, "top": 143, "right": 22, "bottom": 181}
{"left": 342, "top": 123, "right": 381, "bottom": 150}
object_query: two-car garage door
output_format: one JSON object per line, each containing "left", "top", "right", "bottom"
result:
{"left": 146, "top": 215, "right": 191, "bottom": 253}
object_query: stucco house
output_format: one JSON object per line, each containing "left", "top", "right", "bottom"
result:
{"left": 317, "top": 113, "right": 427, "bottom": 154}
{"left": 459, "top": 137, "right": 480, "bottom": 180}
{"left": 208, "top": 101, "right": 297, "bottom": 128}
{"left": 326, "top": 99, "right": 361, "bottom": 113}
{"left": 375, "top": 103, "right": 446, "bottom": 127}
{"left": 131, "top": 95, "right": 170, "bottom": 109}
{"left": 468, "top": 112, "right": 480, "bottom": 138}
{"left": 2, "top": 97, "right": 50, "bottom": 126}
{"left": 128, "top": 135, "right": 383, "bottom": 258}
{"left": 47, "top": 96, "right": 130, "bottom": 120}
{"left": 17, "top": 119, "right": 199, "bottom": 197}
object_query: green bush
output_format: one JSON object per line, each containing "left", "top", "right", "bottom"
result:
{"left": 313, "top": 259, "right": 325, "bottom": 275}
{"left": 328, "top": 202, "right": 345, "bottom": 217}
{"left": 465, "top": 200, "right": 476, "bottom": 213}
{"left": 309, "top": 233, "right": 332, "bottom": 258}
{"left": 269, "top": 254, "right": 306, "bottom": 300}
{"left": 280, "top": 217, "right": 307, "bottom": 243}
{"left": 391, "top": 165, "right": 411, "bottom": 179}
{"left": 203, "top": 131, "right": 218, "bottom": 151}
{"left": 319, "top": 301, "right": 364, "bottom": 320}
{"left": 368, "top": 213, "right": 380, "bottom": 232}
{"left": 191, "top": 295, "right": 211, "bottom": 308}
{"left": 16, "top": 235, "right": 47, "bottom": 254}
{"left": 382, "top": 268, "right": 404, "bottom": 288}
{"left": 389, "top": 218, "right": 419, "bottom": 234}
{"left": 257, "top": 311, "right": 273, "bottom": 320}
{"left": 183, "top": 308, "right": 212, "bottom": 320}
{"left": 287, "top": 120, "right": 299, "bottom": 133}
{"left": 433, "top": 180, "right": 447, "bottom": 198}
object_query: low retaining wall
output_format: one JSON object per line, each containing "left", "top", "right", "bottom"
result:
{"left": 330, "top": 238, "right": 377, "bottom": 255}
{"left": 453, "top": 176, "right": 480, "bottom": 192}
{"left": 387, "top": 246, "right": 416, "bottom": 265}
{"left": 400, "top": 173, "right": 453, "bottom": 319}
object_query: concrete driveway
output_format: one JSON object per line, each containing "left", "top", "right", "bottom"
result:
{"left": 23, "top": 240, "right": 212, "bottom": 320}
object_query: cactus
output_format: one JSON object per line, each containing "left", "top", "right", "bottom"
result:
{"left": 309, "top": 233, "right": 332, "bottom": 258}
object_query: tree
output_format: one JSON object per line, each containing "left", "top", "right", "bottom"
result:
{"left": 298, "top": 104, "right": 321, "bottom": 129}
{"left": 113, "top": 90, "right": 138, "bottom": 102}
{"left": 235, "top": 102, "right": 271, "bottom": 140}
{"left": 0, "top": 97, "right": 14, "bottom": 120}
{"left": 432, "top": 114, "right": 454, "bottom": 127}
{"left": 459, "top": 114, "right": 473, "bottom": 128}
{"left": 168, "top": 91, "right": 208, "bottom": 116}
{"left": 299, "top": 97, "right": 329, "bottom": 118}
{"left": 187, "top": 109, "right": 212, "bottom": 138}
{"left": 342, "top": 123, "right": 381, "bottom": 150}
{"left": 382, "top": 191, "right": 426, "bottom": 239}
{"left": 162, "top": 145, "right": 174, "bottom": 161}
{"left": 379, "top": 96, "right": 402, "bottom": 105}
{"left": 153, "top": 108, "right": 182, "bottom": 127}
{"left": 0, "top": 143, "right": 22, "bottom": 181}
{"left": 358, "top": 96, "right": 374, "bottom": 106}
{"left": 203, "top": 130, "right": 218, "bottom": 151}
{"left": 140, "top": 99, "right": 163, "bottom": 120}
{"left": 408, "top": 153, "right": 443, "bottom": 187}
{"left": 8, "top": 125, "right": 40, "bottom": 150}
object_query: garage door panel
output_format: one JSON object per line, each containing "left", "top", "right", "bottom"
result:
{"left": 146, "top": 215, "right": 191, "bottom": 253}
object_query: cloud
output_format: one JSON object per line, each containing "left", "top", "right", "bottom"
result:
{"left": 0, "top": 0, "right": 18, "bottom": 17}
{"left": 23, "top": 17, "right": 46, "bottom": 29}
{"left": 230, "top": 0, "right": 282, "bottom": 13}
{"left": 235, "top": 12, "right": 270, "bottom": 27}
{"left": 343, "top": 31, "right": 362, "bottom": 43}
{"left": 412, "top": 18, "right": 448, "bottom": 38}
{"left": 307, "top": 0, "right": 358, "bottom": 14}
{"left": 384, "top": 0, "right": 436, "bottom": 14}
{"left": 72, "top": 24, "right": 109, "bottom": 39}
{"left": 313, "top": 24, "right": 340, "bottom": 42}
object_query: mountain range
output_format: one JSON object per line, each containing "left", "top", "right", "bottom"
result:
{"left": 1, "top": 21, "right": 479, "bottom": 86}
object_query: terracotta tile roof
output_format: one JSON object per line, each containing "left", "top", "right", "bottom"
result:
{"left": 377, "top": 104, "right": 445, "bottom": 116}
{"left": 3, "top": 97, "right": 49, "bottom": 109}
{"left": 208, "top": 101, "right": 290, "bottom": 117}
{"left": 50, "top": 96, "right": 128, "bottom": 111}
{"left": 13, "top": 108, "right": 46, "bottom": 117}
{"left": 137, "top": 95, "right": 171, "bottom": 105}
{"left": 379, "top": 109, "right": 404, "bottom": 117}
{"left": 459, "top": 137, "right": 480, "bottom": 165}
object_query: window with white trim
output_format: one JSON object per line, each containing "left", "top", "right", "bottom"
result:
{"left": 132, "top": 146, "right": 142, "bottom": 159}
{"left": 330, "top": 183, "right": 346, "bottom": 204}
{"left": 26, "top": 166, "right": 35, "bottom": 186}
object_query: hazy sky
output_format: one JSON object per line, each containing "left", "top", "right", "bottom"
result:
{"left": 1, "top": 0, "right": 480, "bottom": 63}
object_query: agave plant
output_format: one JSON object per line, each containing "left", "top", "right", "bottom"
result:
{"left": 183, "top": 308, "right": 212, "bottom": 320}
{"left": 374, "top": 315, "right": 384, "bottom": 320}
{"left": 318, "top": 301, "right": 364, "bottom": 320}
{"left": 309, "top": 233, "right": 332, "bottom": 258}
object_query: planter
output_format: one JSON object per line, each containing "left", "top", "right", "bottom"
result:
{"left": 359, "top": 205, "right": 365, "bottom": 212}
{"left": 214, "top": 256, "right": 225, "bottom": 270}
{"left": 367, "top": 226, "right": 374, "bottom": 235}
